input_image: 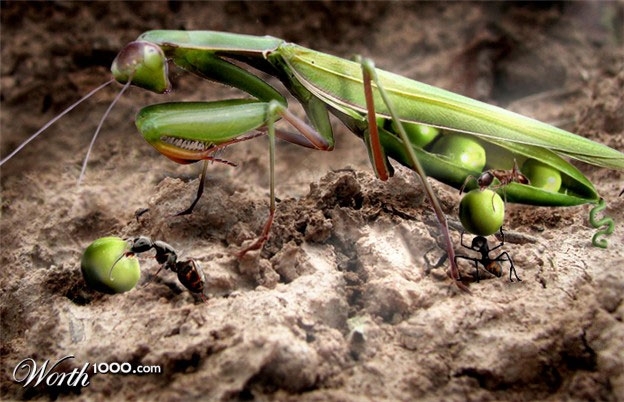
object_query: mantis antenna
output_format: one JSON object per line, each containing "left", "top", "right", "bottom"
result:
{"left": 0, "top": 79, "right": 115, "bottom": 166}
{"left": 78, "top": 78, "right": 133, "bottom": 185}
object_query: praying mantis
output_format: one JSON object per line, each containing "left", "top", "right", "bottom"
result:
{"left": 2, "top": 30, "right": 623, "bottom": 289}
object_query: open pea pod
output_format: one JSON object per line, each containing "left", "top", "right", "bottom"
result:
{"left": 480, "top": 137, "right": 599, "bottom": 205}
{"left": 378, "top": 127, "right": 599, "bottom": 207}
{"left": 280, "top": 43, "right": 624, "bottom": 171}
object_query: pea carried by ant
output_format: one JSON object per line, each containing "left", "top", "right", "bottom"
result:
{"left": 109, "top": 236, "right": 207, "bottom": 301}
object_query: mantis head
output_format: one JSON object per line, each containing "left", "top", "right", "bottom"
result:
{"left": 111, "top": 41, "right": 171, "bottom": 94}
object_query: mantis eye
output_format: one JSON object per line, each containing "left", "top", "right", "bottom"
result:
{"left": 111, "top": 41, "right": 171, "bottom": 94}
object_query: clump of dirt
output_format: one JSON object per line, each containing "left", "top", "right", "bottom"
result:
{"left": 1, "top": 2, "right": 623, "bottom": 401}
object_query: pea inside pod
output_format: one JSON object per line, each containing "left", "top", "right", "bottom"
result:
{"left": 383, "top": 120, "right": 439, "bottom": 148}
{"left": 522, "top": 158, "right": 562, "bottom": 192}
{"left": 379, "top": 124, "right": 598, "bottom": 207}
{"left": 429, "top": 133, "right": 486, "bottom": 172}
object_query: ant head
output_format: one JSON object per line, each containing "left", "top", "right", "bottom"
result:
{"left": 471, "top": 236, "right": 488, "bottom": 251}
{"left": 129, "top": 236, "right": 153, "bottom": 253}
{"left": 477, "top": 171, "right": 495, "bottom": 188}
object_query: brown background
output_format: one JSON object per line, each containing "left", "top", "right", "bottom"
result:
{"left": 1, "top": 2, "right": 623, "bottom": 400}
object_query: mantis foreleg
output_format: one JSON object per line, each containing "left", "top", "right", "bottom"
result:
{"left": 135, "top": 97, "right": 334, "bottom": 256}
{"left": 236, "top": 101, "right": 278, "bottom": 257}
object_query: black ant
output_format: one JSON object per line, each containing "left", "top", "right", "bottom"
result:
{"left": 460, "top": 159, "right": 530, "bottom": 196}
{"left": 109, "top": 236, "right": 206, "bottom": 300}
{"left": 454, "top": 227, "right": 521, "bottom": 282}
{"left": 424, "top": 227, "right": 521, "bottom": 283}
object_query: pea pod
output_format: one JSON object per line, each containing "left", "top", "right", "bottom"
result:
{"left": 379, "top": 126, "right": 599, "bottom": 206}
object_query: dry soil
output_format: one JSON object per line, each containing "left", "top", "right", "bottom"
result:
{"left": 1, "top": 2, "right": 623, "bottom": 401}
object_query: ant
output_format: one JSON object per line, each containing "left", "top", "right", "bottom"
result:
{"left": 454, "top": 227, "right": 521, "bottom": 282}
{"left": 459, "top": 160, "right": 530, "bottom": 207}
{"left": 424, "top": 227, "right": 521, "bottom": 283}
{"left": 110, "top": 236, "right": 206, "bottom": 301}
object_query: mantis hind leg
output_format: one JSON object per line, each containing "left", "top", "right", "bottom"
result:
{"left": 360, "top": 58, "right": 468, "bottom": 292}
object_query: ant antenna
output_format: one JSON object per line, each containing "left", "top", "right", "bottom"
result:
{"left": 0, "top": 79, "right": 115, "bottom": 166}
{"left": 78, "top": 76, "right": 133, "bottom": 185}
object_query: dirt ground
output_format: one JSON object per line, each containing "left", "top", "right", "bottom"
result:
{"left": 1, "top": 2, "right": 623, "bottom": 401}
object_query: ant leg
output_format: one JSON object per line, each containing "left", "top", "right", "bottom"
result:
{"left": 493, "top": 189, "right": 504, "bottom": 211}
{"left": 497, "top": 251, "right": 521, "bottom": 282}
{"left": 489, "top": 227, "right": 506, "bottom": 253}
{"left": 473, "top": 259, "right": 481, "bottom": 282}
{"left": 142, "top": 264, "right": 165, "bottom": 288}
{"left": 459, "top": 175, "right": 477, "bottom": 194}
{"left": 489, "top": 239, "right": 503, "bottom": 253}
{"left": 459, "top": 232, "right": 472, "bottom": 249}
{"left": 486, "top": 184, "right": 504, "bottom": 211}
{"left": 424, "top": 247, "right": 448, "bottom": 272}
{"left": 455, "top": 255, "right": 482, "bottom": 281}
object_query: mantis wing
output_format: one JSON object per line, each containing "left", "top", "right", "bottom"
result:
{"left": 278, "top": 44, "right": 624, "bottom": 171}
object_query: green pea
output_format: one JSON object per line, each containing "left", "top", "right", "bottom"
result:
{"left": 81, "top": 237, "right": 140, "bottom": 294}
{"left": 522, "top": 158, "right": 562, "bottom": 192}
{"left": 430, "top": 133, "right": 486, "bottom": 172}
{"left": 459, "top": 189, "right": 505, "bottom": 236}
{"left": 381, "top": 120, "right": 439, "bottom": 148}
{"left": 402, "top": 123, "right": 440, "bottom": 148}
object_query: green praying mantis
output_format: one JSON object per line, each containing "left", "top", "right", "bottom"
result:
{"left": 2, "top": 30, "right": 623, "bottom": 289}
